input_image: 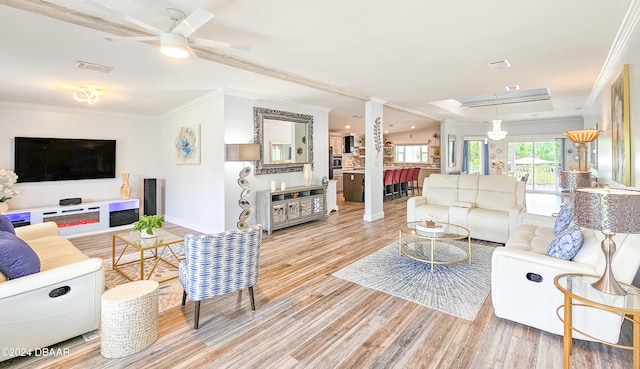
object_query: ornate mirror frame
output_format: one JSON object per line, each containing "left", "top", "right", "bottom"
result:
{"left": 254, "top": 107, "right": 314, "bottom": 175}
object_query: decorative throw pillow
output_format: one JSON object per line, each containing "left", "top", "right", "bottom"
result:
{"left": 554, "top": 201, "right": 574, "bottom": 236}
{"left": 0, "top": 231, "right": 40, "bottom": 279}
{"left": 0, "top": 214, "right": 15, "bottom": 235}
{"left": 547, "top": 224, "right": 583, "bottom": 260}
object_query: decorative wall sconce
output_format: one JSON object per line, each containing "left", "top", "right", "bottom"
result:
{"left": 226, "top": 143, "right": 261, "bottom": 229}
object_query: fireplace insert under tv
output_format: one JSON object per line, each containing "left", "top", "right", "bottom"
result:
{"left": 14, "top": 137, "right": 116, "bottom": 183}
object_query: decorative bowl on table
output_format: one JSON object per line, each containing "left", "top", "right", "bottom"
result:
{"left": 415, "top": 221, "right": 446, "bottom": 235}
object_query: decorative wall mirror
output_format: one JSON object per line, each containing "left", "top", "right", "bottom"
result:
{"left": 254, "top": 107, "right": 314, "bottom": 174}
{"left": 448, "top": 134, "right": 456, "bottom": 168}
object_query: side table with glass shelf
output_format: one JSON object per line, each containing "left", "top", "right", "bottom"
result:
{"left": 554, "top": 273, "right": 640, "bottom": 369}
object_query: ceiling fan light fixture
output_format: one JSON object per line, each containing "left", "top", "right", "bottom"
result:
{"left": 160, "top": 33, "right": 189, "bottom": 59}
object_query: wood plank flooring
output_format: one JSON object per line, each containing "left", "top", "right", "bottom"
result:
{"left": 2, "top": 196, "right": 632, "bottom": 368}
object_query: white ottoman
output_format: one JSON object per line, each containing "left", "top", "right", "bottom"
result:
{"left": 101, "top": 280, "right": 159, "bottom": 358}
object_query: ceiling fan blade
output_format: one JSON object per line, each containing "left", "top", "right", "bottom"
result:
{"left": 84, "top": 0, "right": 163, "bottom": 35}
{"left": 171, "top": 8, "right": 215, "bottom": 37}
{"left": 190, "top": 37, "right": 250, "bottom": 51}
{"left": 103, "top": 36, "right": 159, "bottom": 42}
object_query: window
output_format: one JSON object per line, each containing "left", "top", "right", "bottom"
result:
{"left": 466, "top": 140, "right": 484, "bottom": 174}
{"left": 395, "top": 144, "right": 429, "bottom": 163}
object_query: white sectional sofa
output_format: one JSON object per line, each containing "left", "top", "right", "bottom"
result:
{"left": 492, "top": 213, "right": 640, "bottom": 343}
{"left": 0, "top": 221, "right": 104, "bottom": 362}
{"left": 406, "top": 174, "right": 526, "bottom": 243}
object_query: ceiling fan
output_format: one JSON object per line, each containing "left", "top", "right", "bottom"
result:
{"left": 86, "top": 0, "right": 249, "bottom": 59}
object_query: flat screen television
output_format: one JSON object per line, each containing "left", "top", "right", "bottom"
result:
{"left": 14, "top": 137, "right": 116, "bottom": 183}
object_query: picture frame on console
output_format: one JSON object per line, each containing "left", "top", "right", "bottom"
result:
{"left": 611, "top": 64, "right": 631, "bottom": 186}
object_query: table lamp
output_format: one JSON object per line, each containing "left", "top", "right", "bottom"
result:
{"left": 573, "top": 186, "right": 640, "bottom": 295}
{"left": 226, "top": 143, "right": 261, "bottom": 229}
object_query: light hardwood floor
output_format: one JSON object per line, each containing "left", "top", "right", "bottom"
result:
{"left": 2, "top": 196, "right": 632, "bottom": 369}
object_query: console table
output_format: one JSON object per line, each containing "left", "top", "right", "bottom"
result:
{"left": 3, "top": 199, "right": 139, "bottom": 236}
{"left": 256, "top": 185, "right": 326, "bottom": 234}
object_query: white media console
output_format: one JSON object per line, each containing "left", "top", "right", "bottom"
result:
{"left": 3, "top": 199, "right": 139, "bottom": 236}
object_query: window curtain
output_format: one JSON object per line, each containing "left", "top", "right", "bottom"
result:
{"left": 462, "top": 140, "right": 469, "bottom": 174}
{"left": 482, "top": 142, "right": 489, "bottom": 175}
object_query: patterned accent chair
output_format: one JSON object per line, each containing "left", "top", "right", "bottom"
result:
{"left": 178, "top": 225, "right": 262, "bottom": 329}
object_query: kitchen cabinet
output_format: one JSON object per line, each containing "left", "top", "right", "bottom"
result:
{"left": 343, "top": 171, "right": 365, "bottom": 202}
{"left": 330, "top": 136, "right": 344, "bottom": 155}
{"left": 334, "top": 169, "right": 343, "bottom": 193}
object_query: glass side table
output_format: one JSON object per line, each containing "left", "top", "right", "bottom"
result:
{"left": 554, "top": 273, "right": 640, "bottom": 369}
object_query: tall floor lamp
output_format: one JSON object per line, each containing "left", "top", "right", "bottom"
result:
{"left": 226, "top": 143, "right": 261, "bottom": 230}
{"left": 574, "top": 187, "right": 640, "bottom": 295}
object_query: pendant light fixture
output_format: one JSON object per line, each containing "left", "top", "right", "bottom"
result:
{"left": 487, "top": 94, "right": 507, "bottom": 140}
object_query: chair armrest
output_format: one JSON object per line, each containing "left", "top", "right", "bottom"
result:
{"left": 519, "top": 212, "right": 556, "bottom": 227}
{"left": 406, "top": 196, "right": 428, "bottom": 222}
{"left": 14, "top": 222, "right": 60, "bottom": 242}
{"left": 0, "top": 258, "right": 103, "bottom": 299}
{"left": 508, "top": 205, "right": 527, "bottom": 237}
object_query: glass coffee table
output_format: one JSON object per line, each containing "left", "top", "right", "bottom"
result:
{"left": 399, "top": 221, "right": 471, "bottom": 272}
{"left": 112, "top": 228, "right": 184, "bottom": 282}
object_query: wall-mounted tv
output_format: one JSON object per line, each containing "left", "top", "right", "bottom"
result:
{"left": 14, "top": 137, "right": 116, "bottom": 183}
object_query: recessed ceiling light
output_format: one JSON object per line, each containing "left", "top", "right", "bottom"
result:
{"left": 346, "top": 125, "right": 351, "bottom": 129}
{"left": 411, "top": 126, "right": 416, "bottom": 129}
{"left": 488, "top": 60, "right": 511, "bottom": 69}
{"left": 384, "top": 130, "right": 389, "bottom": 133}
{"left": 505, "top": 85, "right": 520, "bottom": 91}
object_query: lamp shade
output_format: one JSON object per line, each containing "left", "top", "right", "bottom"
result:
{"left": 226, "top": 144, "right": 261, "bottom": 161}
{"left": 563, "top": 130, "right": 601, "bottom": 144}
{"left": 574, "top": 188, "right": 640, "bottom": 233}
{"left": 560, "top": 171, "right": 591, "bottom": 190}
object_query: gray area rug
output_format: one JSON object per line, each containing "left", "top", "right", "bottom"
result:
{"left": 332, "top": 240, "right": 494, "bottom": 321}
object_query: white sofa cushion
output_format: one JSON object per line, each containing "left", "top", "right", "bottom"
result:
{"left": 476, "top": 176, "right": 517, "bottom": 212}
{"left": 457, "top": 174, "right": 479, "bottom": 203}
{"left": 425, "top": 174, "right": 459, "bottom": 206}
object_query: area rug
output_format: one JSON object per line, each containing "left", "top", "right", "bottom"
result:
{"left": 83, "top": 245, "right": 186, "bottom": 342}
{"left": 332, "top": 240, "right": 495, "bottom": 321}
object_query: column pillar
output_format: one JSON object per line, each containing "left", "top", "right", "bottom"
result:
{"left": 363, "top": 99, "right": 385, "bottom": 221}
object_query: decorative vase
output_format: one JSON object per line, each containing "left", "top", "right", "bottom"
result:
{"left": 303, "top": 164, "right": 312, "bottom": 186}
{"left": 0, "top": 202, "right": 8, "bottom": 214}
{"left": 120, "top": 173, "right": 132, "bottom": 200}
{"left": 497, "top": 168, "right": 503, "bottom": 175}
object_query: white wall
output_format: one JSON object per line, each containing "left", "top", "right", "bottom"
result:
{"left": 442, "top": 117, "right": 584, "bottom": 173}
{"left": 161, "top": 92, "right": 226, "bottom": 233}
{"left": 0, "top": 103, "right": 161, "bottom": 209}
{"left": 584, "top": 62, "right": 640, "bottom": 188}
{"left": 221, "top": 91, "right": 330, "bottom": 231}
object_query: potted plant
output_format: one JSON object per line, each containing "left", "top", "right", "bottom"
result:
{"left": 133, "top": 215, "right": 164, "bottom": 238}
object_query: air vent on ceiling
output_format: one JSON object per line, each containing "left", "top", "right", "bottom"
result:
{"left": 488, "top": 60, "right": 511, "bottom": 69}
{"left": 74, "top": 61, "right": 113, "bottom": 73}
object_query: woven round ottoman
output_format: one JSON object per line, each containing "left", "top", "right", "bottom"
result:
{"left": 101, "top": 280, "right": 159, "bottom": 358}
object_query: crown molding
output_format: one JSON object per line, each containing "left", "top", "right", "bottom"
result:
{"left": 0, "top": 100, "right": 159, "bottom": 120}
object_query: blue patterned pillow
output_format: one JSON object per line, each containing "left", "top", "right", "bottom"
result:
{"left": 554, "top": 201, "right": 574, "bottom": 236}
{"left": 547, "top": 224, "right": 583, "bottom": 260}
